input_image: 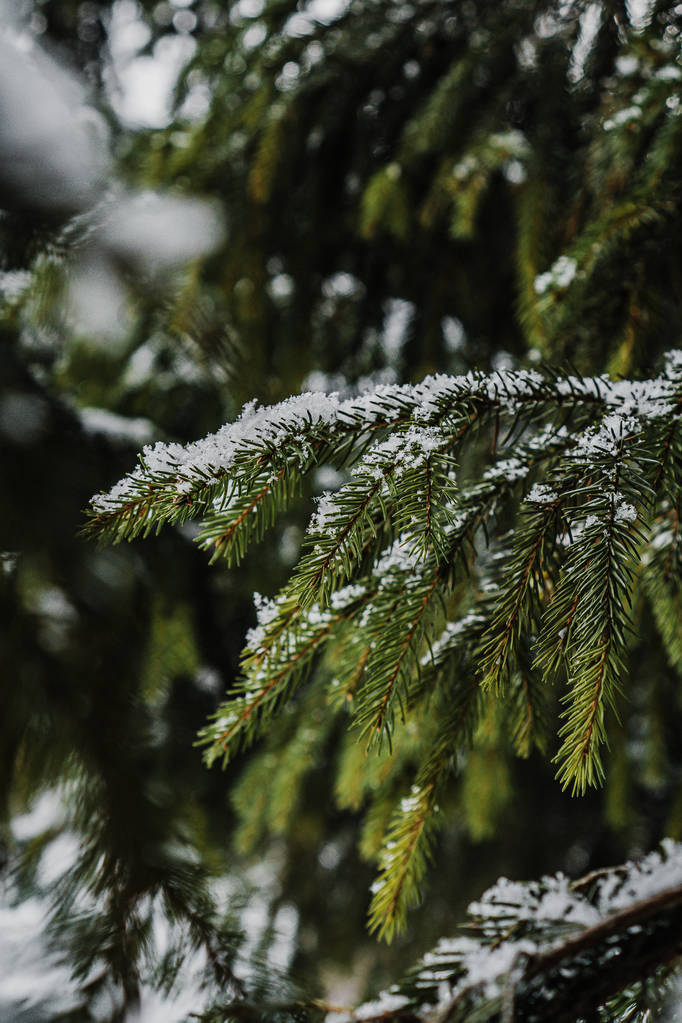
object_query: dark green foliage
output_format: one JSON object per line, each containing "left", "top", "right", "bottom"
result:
{"left": 90, "top": 356, "right": 682, "bottom": 945}
{"left": 7, "top": 0, "right": 682, "bottom": 1018}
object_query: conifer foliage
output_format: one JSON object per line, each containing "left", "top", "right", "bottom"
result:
{"left": 89, "top": 353, "right": 682, "bottom": 961}
{"left": 339, "top": 840, "right": 682, "bottom": 1023}
{"left": 8, "top": 0, "right": 682, "bottom": 1015}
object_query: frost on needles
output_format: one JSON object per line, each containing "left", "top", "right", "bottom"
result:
{"left": 87, "top": 354, "right": 682, "bottom": 940}
{"left": 343, "top": 840, "right": 682, "bottom": 1023}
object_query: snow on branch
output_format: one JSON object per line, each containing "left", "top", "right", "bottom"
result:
{"left": 87, "top": 367, "right": 618, "bottom": 534}
{"left": 349, "top": 841, "right": 682, "bottom": 1023}
{"left": 88, "top": 356, "right": 682, "bottom": 939}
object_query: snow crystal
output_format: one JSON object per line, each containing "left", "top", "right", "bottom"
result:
{"left": 484, "top": 457, "right": 528, "bottom": 482}
{"left": 356, "top": 423, "right": 445, "bottom": 478}
{"left": 329, "top": 583, "right": 367, "bottom": 610}
{"left": 373, "top": 538, "right": 422, "bottom": 586}
{"left": 664, "top": 349, "right": 682, "bottom": 377}
{"left": 307, "top": 490, "right": 338, "bottom": 534}
{"left": 354, "top": 992, "right": 409, "bottom": 1019}
{"left": 534, "top": 255, "right": 577, "bottom": 295}
{"left": 571, "top": 412, "right": 639, "bottom": 461}
{"left": 606, "top": 377, "right": 676, "bottom": 418}
{"left": 655, "top": 65, "right": 682, "bottom": 81}
{"left": 0, "top": 270, "right": 32, "bottom": 301}
{"left": 614, "top": 499, "right": 637, "bottom": 523}
{"left": 469, "top": 873, "right": 600, "bottom": 930}
{"left": 244, "top": 591, "right": 279, "bottom": 651}
{"left": 598, "top": 839, "right": 682, "bottom": 913}
{"left": 420, "top": 613, "right": 483, "bottom": 666}
{"left": 526, "top": 483, "right": 558, "bottom": 504}
{"left": 526, "top": 424, "right": 569, "bottom": 449}
{"left": 457, "top": 939, "right": 537, "bottom": 999}
{"left": 581, "top": 493, "right": 638, "bottom": 533}
{"left": 604, "top": 105, "right": 642, "bottom": 130}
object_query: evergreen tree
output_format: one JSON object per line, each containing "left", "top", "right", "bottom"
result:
{"left": 90, "top": 351, "right": 682, "bottom": 1019}
{"left": 5, "top": 0, "right": 682, "bottom": 1018}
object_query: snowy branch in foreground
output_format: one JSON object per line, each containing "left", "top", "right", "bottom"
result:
{"left": 340, "top": 840, "right": 682, "bottom": 1023}
{"left": 87, "top": 356, "right": 682, "bottom": 939}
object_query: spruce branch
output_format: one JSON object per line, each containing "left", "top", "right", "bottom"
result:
{"left": 368, "top": 615, "right": 487, "bottom": 939}
{"left": 88, "top": 357, "right": 682, "bottom": 936}
{"left": 537, "top": 423, "right": 652, "bottom": 793}
{"left": 197, "top": 466, "right": 290, "bottom": 566}
{"left": 477, "top": 499, "right": 563, "bottom": 694}
{"left": 86, "top": 367, "right": 611, "bottom": 551}
{"left": 200, "top": 584, "right": 373, "bottom": 765}
{"left": 354, "top": 842, "right": 682, "bottom": 1023}
{"left": 352, "top": 549, "right": 445, "bottom": 749}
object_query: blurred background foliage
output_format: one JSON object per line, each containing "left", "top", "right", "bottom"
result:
{"left": 3, "top": 0, "right": 682, "bottom": 1018}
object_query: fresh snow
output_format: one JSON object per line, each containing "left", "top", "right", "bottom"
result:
{"left": 350, "top": 841, "right": 682, "bottom": 1021}
{"left": 244, "top": 591, "right": 280, "bottom": 651}
{"left": 419, "top": 613, "right": 484, "bottom": 667}
{"left": 92, "top": 359, "right": 682, "bottom": 521}
{"left": 526, "top": 483, "right": 558, "bottom": 504}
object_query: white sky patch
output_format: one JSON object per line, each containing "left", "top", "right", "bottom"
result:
{"left": 568, "top": 3, "right": 602, "bottom": 83}
{"left": 322, "top": 271, "right": 365, "bottom": 299}
{"left": 616, "top": 54, "right": 639, "bottom": 76}
{"left": 627, "top": 0, "right": 655, "bottom": 30}
{"left": 38, "top": 831, "right": 82, "bottom": 887}
{"left": 11, "top": 789, "right": 64, "bottom": 841}
{"left": 100, "top": 190, "right": 225, "bottom": 271}
{"left": 109, "top": 0, "right": 151, "bottom": 60}
{"left": 442, "top": 315, "right": 466, "bottom": 353}
{"left": 314, "top": 464, "right": 347, "bottom": 490}
{"left": 267, "top": 272, "right": 295, "bottom": 301}
{"left": 305, "top": 0, "right": 351, "bottom": 24}
{"left": 231, "top": 0, "right": 266, "bottom": 20}
{"left": 283, "top": 0, "right": 350, "bottom": 38}
{"left": 67, "top": 255, "right": 132, "bottom": 346}
{"left": 0, "top": 898, "right": 80, "bottom": 1018}
{"left": 79, "top": 407, "right": 157, "bottom": 446}
{"left": 381, "top": 298, "right": 414, "bottom": 365}
{"left": 243, "top": 22, "right": 267, "bottom": 49}
{"left": 0, "top": 391, "right": 48, "bottom": 445}
{"left": 107, "top": 3, "right": 197, "bottom": 129}
{"left": 284, "top": 12, "right": 316, "bottom": 36}
{"left": 0, "top": 25, "right": 110, "bottom": 212}
{"left": 0, "top": 270, "right": 32, "bottom": 302}
{"left": 269, "top": 904, "right": 299, "bottom": 973}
